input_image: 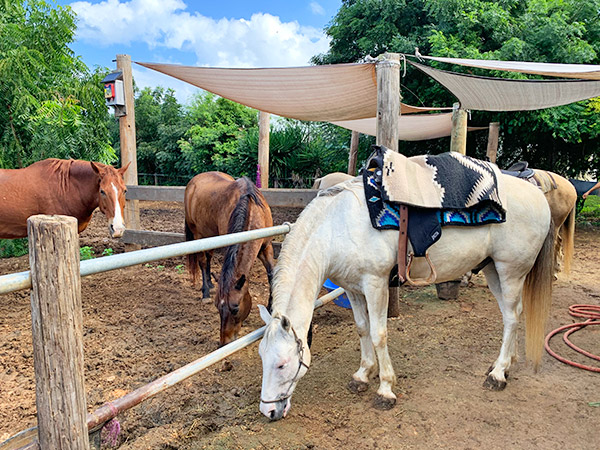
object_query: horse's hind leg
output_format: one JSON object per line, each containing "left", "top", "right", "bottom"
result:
{"left": 206, "top": 251, "right": 214, "bottom": 289}
{"left": 199, "top": 251, "right": 211, "bottom": 299}
{"left": 364, "top": 278, "right": 397, "bottom": 410}
{"left": 482, "top": 263, "right": 524, "bottom": 391}
{"left": 346, "top": 291, "right": 377, "bottom": 395}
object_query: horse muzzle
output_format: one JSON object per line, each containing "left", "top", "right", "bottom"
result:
{"left": 109, "top": 223, "right": 125, "bottom": 238}
{"left": 260, "top": 398, "right": 290, "bottom": 421}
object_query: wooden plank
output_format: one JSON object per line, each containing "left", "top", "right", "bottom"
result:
{"left": 126, "top": 186, "right": 318, "bottom": 208}
{"left": 28, "top": 215, "right": 89, "bottom": 450}
{"left": 122, "top": 229, "right": 282, "bottom": 258}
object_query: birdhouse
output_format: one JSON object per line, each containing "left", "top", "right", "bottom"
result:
{"left": 101, "top": 71, "right": 126, "bottom": 116}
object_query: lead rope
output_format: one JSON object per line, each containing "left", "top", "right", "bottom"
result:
{"left": 260, "top": 326, "right": 309, "bottom": 404}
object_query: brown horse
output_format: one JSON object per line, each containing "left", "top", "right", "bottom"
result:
{"left": 0, "top": 158, "right": 129, "bottom": 239}
{"left": 533, "top": 170, "right": 577, "bottom": 275}
{"left": 184, "top": 172, "right": 275, "bottom": 345}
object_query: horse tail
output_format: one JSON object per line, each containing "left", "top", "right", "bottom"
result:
{"left": 522, "top": 219, "right": 555, "bottom": 371}
{"left": 560, "top": 205, "right": 576, "bottom": 276}
{"left": 185, "top": 220, "right": 200, "bottom": 286}
{"left": 219, "top": 177, "right": 261, "bottom": 297}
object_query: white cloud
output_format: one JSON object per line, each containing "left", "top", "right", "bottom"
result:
{"left": 71, "top": 0, "right": 330, "bottom": 68}
{"left": 310, "top": 2, "right": 326, "bottom": 16}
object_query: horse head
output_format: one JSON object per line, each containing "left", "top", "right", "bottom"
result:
{"left": 258, "top": 305, "right": 311, "bottom": 421}
{"left": 90, "top": 161, "right": 130, "bottom": 238}
{"left": 216, "top": 272, "right": 252, "bottom": 345}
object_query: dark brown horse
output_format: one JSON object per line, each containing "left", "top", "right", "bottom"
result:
{"left": 0, "top": 158, "right": 129, "bottom": 239}
{"left": 184, "top": 171, "right": 275, "bottom": 345}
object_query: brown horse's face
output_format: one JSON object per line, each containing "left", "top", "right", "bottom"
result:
{"left": 216, "top": 274, "right": 252, "bottom": 346}
{"left": 91, "top": 162, "right": 130, "bottom": 238}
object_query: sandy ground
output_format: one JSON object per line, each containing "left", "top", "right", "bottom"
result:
{"left": 1, "top": 201, "right": 599, "bottom": 449}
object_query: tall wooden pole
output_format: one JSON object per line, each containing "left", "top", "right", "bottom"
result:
{"left": 450, "top": 102, "right": 468, "bottom": 155}
{"left": 258, "top": 111, "right": 270, "bottom": 188}
{"left": 28, "top": 215, "right": 89, "bottom": 450}
{"left": 486, "top": 122, "right": 500, "bottom": 164}
{"left": 348, "top": 130, "right": 359, "bottom": 176}
{"left": 116, "top": 54, "right": 140, "bottom": 249}
{"left": 376, "top": 53, "right": 401, "bottom": 318}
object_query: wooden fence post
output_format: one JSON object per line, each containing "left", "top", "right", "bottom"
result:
{"left": 348, "top": 130, "right": 359, "bottom": 176}
{"left": 450, "top": 102, "right": 468, "bottom": 155}
{"left": 258, "top": 111, "right": 270, "bottom": 188}
{"left": 376, "top": 53, "right": 401, "bottom": 318}
{"left": 28, "top": 215, "right": 89, "bottom": 450}
{"left": 486, "top": 122, "right": 500, "bottom": 164}
{"left": 116, "top": 54, "right": 141, "bottom": 250}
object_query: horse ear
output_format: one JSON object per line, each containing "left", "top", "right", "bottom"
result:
{"left": 280, "top": 315, "right": 291, "bottom": 332}
{"left": 90, "top": 161, "right": 102, "bottom": 175}
{"left": 258, "top": 304, "right": 272, "bottom": 325}
{"left": 234, "top": 274, "right": 246, "bottom": 290}
{"left": 118, "top": 161, "right": 131, "bottom": 177}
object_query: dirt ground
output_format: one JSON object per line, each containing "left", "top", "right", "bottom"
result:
{"left": 1, "top": 201, "right": 599, "bottom": 449}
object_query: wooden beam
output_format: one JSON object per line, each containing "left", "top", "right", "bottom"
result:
{"left": 258, "top": 111, "right": 270, "bottom": 188}
{"left": 486, "top": 122, "right": 500, "bottom": 164}
{"left": 450, "top": 102, "right": 468, "bottom": 155}
{"left": 348, "top": 130, "right": 359, "bottom": 176}
{"left": 376, "top": 52, "right": 401, "bottom": 318}
{"left": 126, "top": 186, "right": 318, "bottom": 208}
{"left": 117, "top": 54, "right": 141, "bottom": 250}
{"left": 28, "top": 215, "right": 89, "bottom": 450}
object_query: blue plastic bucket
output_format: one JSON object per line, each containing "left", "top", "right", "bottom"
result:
{"left": 323, "top": 279, "right": 351, "bottom": 309}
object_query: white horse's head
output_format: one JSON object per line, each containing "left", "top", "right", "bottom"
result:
{"left": 258, "top": 304, "right": 311, "bottom": 420}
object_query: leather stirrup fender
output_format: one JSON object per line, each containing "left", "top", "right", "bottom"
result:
{"left": 397, "top": 205, "right": 409, "bottom": 284}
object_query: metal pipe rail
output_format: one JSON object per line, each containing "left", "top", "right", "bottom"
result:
{"left": 0, "top": 224, "right": 291, "bottom": 295}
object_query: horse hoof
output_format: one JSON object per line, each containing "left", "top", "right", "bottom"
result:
{"left": 372, "top": 394, "right": 396, "bottom": 410}
{"left": 347, "top": 379, "right": 369, "bottom": 394}
{"left": 483, "top": 374, "right": 507, "bottom": 391}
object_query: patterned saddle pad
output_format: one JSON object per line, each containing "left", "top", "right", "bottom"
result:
{"left": 363, "top": 146, "right": 506, "bottom": 257}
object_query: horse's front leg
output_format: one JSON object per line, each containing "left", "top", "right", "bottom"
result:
{"left": 482, "top": 263, "right": 522, "bottom": 390}
{"left": 346, "top": 291, "right": 377, "bottom": 394}
{"left": 364, "top": 278, "right": 397, "bottom": 410}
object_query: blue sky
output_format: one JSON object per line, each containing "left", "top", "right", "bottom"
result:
{"left": 55, "top": 0, "right": 342, "bottom": 104}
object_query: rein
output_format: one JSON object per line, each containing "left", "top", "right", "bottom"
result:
{"left": 260, "top": 325, "right": 309, "bottom": 404}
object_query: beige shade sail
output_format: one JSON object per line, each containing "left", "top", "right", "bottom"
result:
{"left": 332, "top": 113, "right": 486, "bottom": 140}
{"left": 410, "top": 61, "right": 600, "bottom": 111}
{"left": 137, "top": 61, "right": 447, "bottom": 121}
{"left": 418, "top": 55, "right": 600, "bottom": 80}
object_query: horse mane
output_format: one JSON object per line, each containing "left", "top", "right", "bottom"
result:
{"left": 219, "top": 177, "right": 264, "bottom": 297}
{"left": 47, "top": 159, "right": 76, "bottom": 195}
{"left": 271, "top": 178, "right": 362, "bottom": 311}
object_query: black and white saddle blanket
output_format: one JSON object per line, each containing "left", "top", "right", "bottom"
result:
{"left": 363, "top": 146, "right": 506, "bottom": 256}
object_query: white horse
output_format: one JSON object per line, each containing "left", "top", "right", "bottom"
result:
{"left": 258, "top": 174, "right": 554, "bottom": 420}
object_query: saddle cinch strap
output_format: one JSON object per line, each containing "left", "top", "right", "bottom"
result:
{"left": 397, "top": 205, "right": 437, "bottom": 287}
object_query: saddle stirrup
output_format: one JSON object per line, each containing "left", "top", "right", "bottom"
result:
{"left": 405, "top": 251, "right": 437, "bottom": 287}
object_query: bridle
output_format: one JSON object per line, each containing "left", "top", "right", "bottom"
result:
{"left": 260, "top": 325, "right": 309, "bottom": 404}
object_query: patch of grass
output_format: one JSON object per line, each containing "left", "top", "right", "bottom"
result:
{"left": 80, "top": 246, "right": 95, "bottom": 260}
{"left": 101, "top": 248, "right": 114, "bottom": 257}
{"left": 0, "top": 238, "right": 28, "bottom": 258}
{"left": 577, "top": 195, "right": 600, "bottom": 226}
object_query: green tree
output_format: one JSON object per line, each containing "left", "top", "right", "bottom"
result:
{"left": 178, "top": 92, "right": 258, "bottom": 176}
{"left": 0, "top": 0, "right": 114, "bottom": 168}
{"left": 313, "top": 0, "right": 600, "bottom": 176}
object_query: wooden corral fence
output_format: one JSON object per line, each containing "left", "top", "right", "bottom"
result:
{"left": 0, "top": 214, "right": 345, "bottom": 450}
{"left": 121, "top": 185, "right": 319, "bottom": 249}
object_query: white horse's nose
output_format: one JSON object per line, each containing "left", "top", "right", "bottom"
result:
{"left": 260, "top": 399, "right": 289, "bottom": 420}
{"left": 109, "top": 222, "right": 125, "bottom": 238}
